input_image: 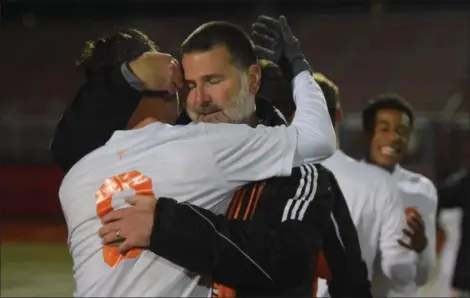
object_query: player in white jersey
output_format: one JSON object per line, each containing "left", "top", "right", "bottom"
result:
{"left": 361, "top": 94, "right": 438, "bottom": 296}
{"left": 58, "top": 20, "right": 336, "bottom": 297}
{"left": 307, "top": 74, "right": 417, "bottom": 297}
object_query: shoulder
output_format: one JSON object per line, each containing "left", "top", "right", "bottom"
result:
{"left": 396, "top": 166, "right": 438, "bottom": 202}
{"left": 325, "top": 152, "right": 393, "bottom": 189}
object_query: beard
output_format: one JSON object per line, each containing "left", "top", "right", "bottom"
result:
{"left": 186, "top": 73, "right": 255, "bottom": 124}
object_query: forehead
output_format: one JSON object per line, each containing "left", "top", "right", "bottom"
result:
{"left": 182, "top": 45, "right": 236, "bottom": 78}
{"left": 376, "top": 108, "right": 410, "bottom": 127}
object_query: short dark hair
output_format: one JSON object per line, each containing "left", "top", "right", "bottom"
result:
{"left": 76, "top": 27, "right": 158, "bottom": 76}
{"left": 313, "top": 73, "right": 340, "bottom": 125}
{"left": 181, "top": 21, "right": 257, "bottom": 70}
{"left": 362, "top": 93, "right": 414, "bottom": 134}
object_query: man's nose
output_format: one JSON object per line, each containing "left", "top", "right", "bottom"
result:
{"left": 195, "top": 85, "right": 209, "bottom": 105}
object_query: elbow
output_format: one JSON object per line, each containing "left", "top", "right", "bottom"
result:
{"left": 387, "top": 263, "right": 417, "bottom": 286}
{"left": 309, "top": 130, "right": 336, "bottom": 162}
{"left": 415, "top": 263, "right": 433, "bottom": 286}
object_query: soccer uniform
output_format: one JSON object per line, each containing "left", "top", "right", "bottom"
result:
{"left": 369, "top": 164, "right": 438, "bottom": 297}
{"left": 316, "top": 151, "right": 417, "bottom": 297}
{"left": 58, "top": 70, "right": 336, "bottom": 297}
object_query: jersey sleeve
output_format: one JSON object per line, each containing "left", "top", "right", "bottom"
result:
{"left": 205, "top": 123, "right": 297, "bottom": 182}
{"left": 205, "top": 70, "right": 335, "bottom": 183}
{"left": 378, "top": 179, "right": 418, "bottom": 286}
{"left": 415, "top": 182, "right": 438, "bottom": 286}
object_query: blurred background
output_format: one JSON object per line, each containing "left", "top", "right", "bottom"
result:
{"left": 0, "top": 0, "right": 468, "bottom": 296}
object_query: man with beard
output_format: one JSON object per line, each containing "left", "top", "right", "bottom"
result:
{"left": 53, "top": 18, "right": 337, "bottom": 296}
{"left": 361, "top": 95, "right": 437, "bottom": 296}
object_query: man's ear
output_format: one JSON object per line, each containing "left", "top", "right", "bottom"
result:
{"left": 247, "top": 64, "right": 262, "bottom": 95}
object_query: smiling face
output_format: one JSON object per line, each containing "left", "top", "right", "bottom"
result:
{"left": 182, "top": 45, "right": 260, "bottom": 124}
{"left": 369, "top": 108, "right": 411, "bottom": 168}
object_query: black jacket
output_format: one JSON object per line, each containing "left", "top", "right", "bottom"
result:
{"left": 438, "top": 169, "right": 469, "bottom": 291}
{"left": 50, "top": 65, "right": 370, "bottom": 297}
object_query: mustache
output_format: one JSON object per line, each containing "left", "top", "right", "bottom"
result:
{"left": 194, "top": 104, "right": 221, "bottom": 115}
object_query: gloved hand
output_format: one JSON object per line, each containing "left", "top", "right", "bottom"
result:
{"left": 252, "top": 15, "right": 312, "bottom": 81}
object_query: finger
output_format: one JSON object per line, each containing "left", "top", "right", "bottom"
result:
{"left": 278, "top": 15, "right": 295, "bottom": 42}
{"left": 256, "top": 15, "right": 281, "bottom": 30}
{"left": 101, "top": 230, "right": 123, "bottom": 245}
{"left": 408, "top": 217, "right": 424, "bottom": 232}
{"left": 252, "top": 23, "right": 281, "bottom": 41}
{"left": 101, "top": 208, "right": 131, "bottom": 224}
{"left": 251, "top": 31, "right": 277, "bottom": 49}
{"left": 253, "top": 45, "right": 276, "bottom": 59}
{"left": 251, "top": 29, "right": 277, "bottom": 46}
{"left": 170, "top": 61, "right": 184, "bottom": 89}
{"left": 403, "top": 228, "right": 414, "bottom": 238}
{"left": 125, "top": 196, "right": 139, "bottom": 206}
{"left": 119, "top": 240, "right": 133, "bottom": 255}
{"left": 98, "top": 221, "right": 121, "bottom": 237}
{"left": 397, "top": 239, "right": 412, "bottom": 250}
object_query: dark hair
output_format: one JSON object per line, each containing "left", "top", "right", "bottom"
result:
{"left": 181, "top": 21, "right": 256, "bottom": 70}
{"left": 362, "top": 93, "right": 414, "bottom": 134}
{"left": 313, "top": 73, "right": 340, "bottom": 125}
{"left": 257, "top": 59, "right": 295, "bottom": 120}
{"left": 76, "top": 27, "right": 158, "bottom": 77}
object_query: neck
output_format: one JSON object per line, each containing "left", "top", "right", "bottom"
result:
{"left": 133, "top": 117, "right": 159, "bottom": 129}
{"left": 366, "top": 156, "right": 396, "bottom": 173}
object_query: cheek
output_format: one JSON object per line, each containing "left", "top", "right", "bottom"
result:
{"left": 207, "top": 84, "right": 234, "bottom": 106}
{"left": 185, "top": 91, "right": 198, "bottom": 110}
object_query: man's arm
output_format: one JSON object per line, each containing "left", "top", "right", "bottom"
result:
{"left": 207, "top": 70, "right": 335, "bottom": 183}
{"left": 50, "top": 66, "right": 141, "bottom": 172}
{"left": 321, "top": 176, "right": 372, "bottom": 297}
{"left": 147, "top": 164, "right": 334, "bottom": 291}
{"left": 378, "top": 180, "right": 419, "bottom": 286}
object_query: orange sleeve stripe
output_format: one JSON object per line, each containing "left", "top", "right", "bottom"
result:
{"left": 212, "top": 182, "right": 266, "bottom": 297}
{"left": 316, "top": 250, "right": 332, "bottom": 280}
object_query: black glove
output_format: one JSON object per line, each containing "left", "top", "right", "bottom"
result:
{"left": 252, "top": 15, "right": 312, "bottom": 81}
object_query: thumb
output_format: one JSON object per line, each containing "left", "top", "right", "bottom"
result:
{"left": 119, "top": 239, "right": 133, "bottom": 255}
{"left": 278, "top": 15, "right": 295, "bottom": 42}
{"left": 125, "top": 196, "right": 139, "bottom": 206}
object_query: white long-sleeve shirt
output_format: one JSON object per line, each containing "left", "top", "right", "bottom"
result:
{"left": 317, "top": 151, "right": 418, "bottom": 297}
{"left": 59, "top": 70, "right": 335, "bottom": 297}
{"left": 370, "top": 164, "right": 438, "bottom": 297}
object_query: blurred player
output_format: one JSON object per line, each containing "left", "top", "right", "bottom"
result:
{"left": 362, "top": 94, "right": 438, "bottom": 296}
{"left": 311, "top": 74, "right": 418, "bottom": 297}
{"left": 57, "top": 19, "right": 336, "bottom": 297}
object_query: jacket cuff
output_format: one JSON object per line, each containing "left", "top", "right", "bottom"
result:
{"left": 148, "top": 197, "right": 177, "bottom": 253}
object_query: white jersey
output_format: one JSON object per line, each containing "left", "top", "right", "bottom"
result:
{"left": 371, "top": 164, "right": 438, "bottom": 297}
{"left": 59, "top": 71, "right": 336, "bottom": 297}
{"left": 316, "top": 151, "right": 417, "bottom": 297}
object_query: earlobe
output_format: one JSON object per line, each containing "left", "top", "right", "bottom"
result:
{"left": 248, "top": 64, "right": 262, "bottom": 95}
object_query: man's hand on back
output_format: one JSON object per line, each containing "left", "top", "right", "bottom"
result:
{"left": 98, "top": 195, "right": 157, "bottom": 254}
{"left": 128, "top": 52, "right": 184, "bottom": 94}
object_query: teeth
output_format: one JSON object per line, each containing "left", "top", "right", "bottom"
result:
{"left": 381, "top": 146, "right": 396, "bottom": 156}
